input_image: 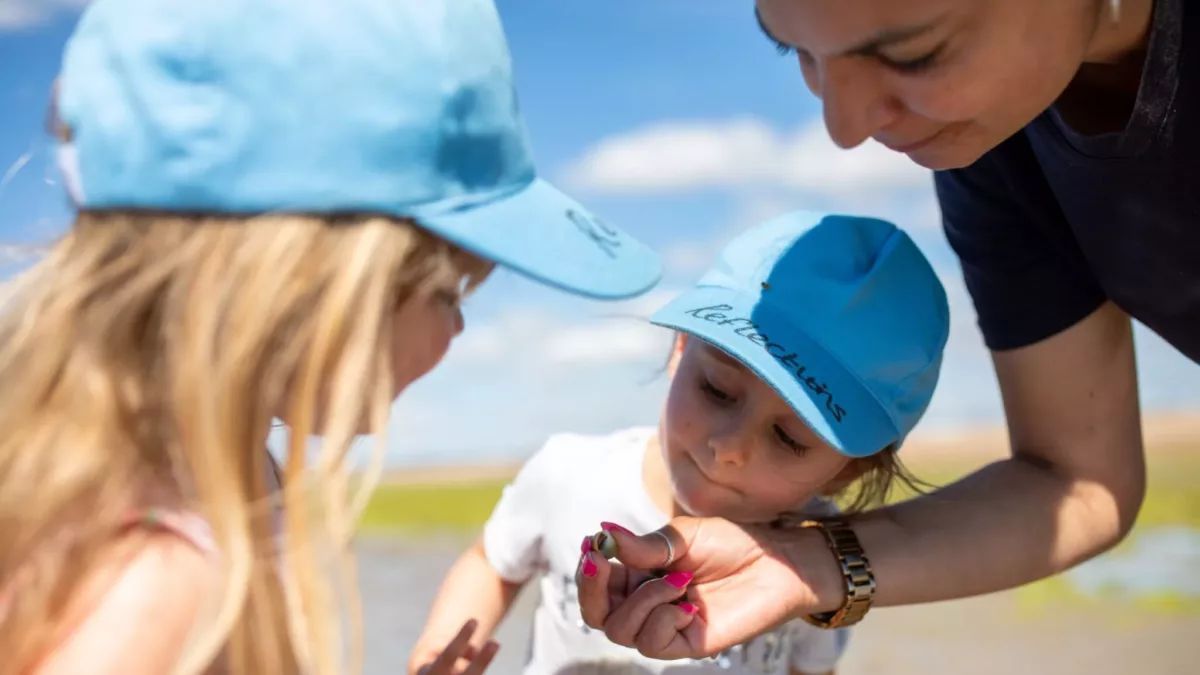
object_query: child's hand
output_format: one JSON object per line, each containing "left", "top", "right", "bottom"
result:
{"left": 410, "top": 619, "right": 500, "bottom": 675}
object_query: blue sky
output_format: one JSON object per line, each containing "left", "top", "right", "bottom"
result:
{"left": 2, "top": 0, "right": 1198, "bottom": 466}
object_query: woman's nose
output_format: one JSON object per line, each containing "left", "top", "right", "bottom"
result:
{"left": 806, "top": 57, "right": 901, "bottom": 149}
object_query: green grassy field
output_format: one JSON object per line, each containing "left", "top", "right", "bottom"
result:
{"left": 358, "top": 450, "right": 1200, "bottom": 533}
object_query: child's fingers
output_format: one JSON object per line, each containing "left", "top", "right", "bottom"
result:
{"left": 460, "top": 640, "right": 500, "bottom": 675}
{"left": 424, "top": 620, "right": 478, "bottom": 673}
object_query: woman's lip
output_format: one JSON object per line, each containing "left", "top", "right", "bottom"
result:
{"left": 880, "top": 128, "right": 944, "bottom": 153}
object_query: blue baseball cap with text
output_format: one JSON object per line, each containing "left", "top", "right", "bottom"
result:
{"left": 651, "top": 212, "right": 949, "bottom": 457}
{"left": 55, "top": 0, "right": 661, "bottom": 300}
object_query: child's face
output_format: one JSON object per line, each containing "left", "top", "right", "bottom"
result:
{"left": 389, "top": 285, "right": 466, "bottom": 398}
{"left": 284, "top": 283, "right": 463, "bottom": 434}
{"left": 661, "top": 337, "right": 855, "bottom": 522}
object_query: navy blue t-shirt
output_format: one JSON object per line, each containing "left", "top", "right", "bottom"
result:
{"left": 935, "top": 0, "right": 1200, "bottom": 362}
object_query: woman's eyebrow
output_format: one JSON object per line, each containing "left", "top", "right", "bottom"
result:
{"left": 753, "top": 6, "right": 946, "bottom": 57}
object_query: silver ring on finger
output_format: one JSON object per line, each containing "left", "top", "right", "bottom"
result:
{"left": 651, "top": 530, "right": 674, "bottom": 567}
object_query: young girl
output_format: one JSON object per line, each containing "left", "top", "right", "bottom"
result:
{"left": 410, "top": 211, "right": 949, "bottom": 675}
{"left": 0, "top": 1, "right": 661, "bottom": 674}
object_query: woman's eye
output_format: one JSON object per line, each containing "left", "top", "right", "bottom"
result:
{"left": 880, "top": 44, "right": 946, "bottom": 74}
{"left": 700, "top": 378, "right": 734, "bottom": 403}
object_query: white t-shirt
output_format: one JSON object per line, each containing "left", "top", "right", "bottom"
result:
{"left": 482, "top": 427, "right": 852, "bottom": 675}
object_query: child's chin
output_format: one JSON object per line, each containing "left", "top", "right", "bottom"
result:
{"left": 674, "top": 485, "right": 736, "bottom": 519}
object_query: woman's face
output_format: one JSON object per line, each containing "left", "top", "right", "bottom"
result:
{"left": 755, "top": 0, "right": 1102, "bottom": 169}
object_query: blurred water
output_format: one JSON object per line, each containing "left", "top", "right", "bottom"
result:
{"left": 1066, "top": 526, "right": 1200, "bottom": 599}
{"left": 358, "top": 535, "right": 536, "bottom": 675}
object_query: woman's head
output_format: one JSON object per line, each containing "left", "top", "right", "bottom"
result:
{"left": 755, "top": 0, "right": 1153, "bottom": 169}
{"left": 649, "top": 212, "right": 949, "bottom": 521}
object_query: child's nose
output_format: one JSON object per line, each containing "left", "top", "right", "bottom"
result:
{"left": 709, "top": 430, "right": 750, "bottom": 468}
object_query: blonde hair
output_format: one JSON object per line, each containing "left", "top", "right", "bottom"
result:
{"left": 0, "top": 210, "right": 491, "bottom": 674}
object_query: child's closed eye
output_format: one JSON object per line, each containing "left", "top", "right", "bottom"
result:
{"left": 700, "top": 378, "right": 734, "bottom": 403}
{"left": 773, "top": 425, "right": 808, "bottom": 456}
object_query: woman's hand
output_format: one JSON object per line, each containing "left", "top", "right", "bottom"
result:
{"left": 410, "top": 619, "right": 499, "bottom": 675}
{"left": 574, "top": 518, "right": 839, "bottom": 661}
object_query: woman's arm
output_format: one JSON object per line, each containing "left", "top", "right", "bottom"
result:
{"left": 799, "top": 301, "right": 1146, "bottom": 609}
{"left": 573, "top": 302, "right": 1147, "bottom": 661}
{"left": 407, "top": 537, "right": 524, "bottom": 674}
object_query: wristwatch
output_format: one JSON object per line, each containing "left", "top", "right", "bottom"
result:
{"left": 794, "top": 518, "right": 876, "bottom": 629}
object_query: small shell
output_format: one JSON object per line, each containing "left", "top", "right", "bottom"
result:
{"left": 590, "top": 531, "right": 619, "bottom": 559}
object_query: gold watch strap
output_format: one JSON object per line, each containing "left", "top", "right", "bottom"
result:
{"left": 798, "top": 518, "right": 875, "bottom": 629}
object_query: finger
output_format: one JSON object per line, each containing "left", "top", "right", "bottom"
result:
{"left": 427, "top": 620, "right": 478, "bottom": 670}
{"left": 460, "top": 640, "right": 500, "bottom": 675}
{"left": 596, "top": 521, "right": 692, "bottom": 571}
{"left": 635, "top": 602, "right": 699, "bottom": 658}
{"left": 603, "top": 572, "right": 691, "bottom": 647}
{"left": 575, "top": 548, "right": 614, "bottom": 629}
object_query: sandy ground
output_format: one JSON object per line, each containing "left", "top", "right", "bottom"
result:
{"left": 380, "top": 410, "right": 1200, "bottom": 487}
{"left": 359, "top": 536, "right": 1200, "bottom": 675}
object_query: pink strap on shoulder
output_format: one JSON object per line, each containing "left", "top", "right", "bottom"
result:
{"left": 124, "top": 508, "right": 218, "bottom": 554}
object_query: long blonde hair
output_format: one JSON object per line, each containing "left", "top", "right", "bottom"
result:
{"left": 0, "top": 210, "right": 491, "bottom": 674}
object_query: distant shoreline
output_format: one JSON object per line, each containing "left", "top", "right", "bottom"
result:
{"left": 377, "top": 408, "right": 1200, "bottom": 486}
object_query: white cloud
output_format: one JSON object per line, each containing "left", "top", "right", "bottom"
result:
{"left": 543, "top": 321, "right": 670, "bottom": 366}
{"left": 0, "top": 0, "right": 89, "bottom": 31}
{"left": 561, "top": 116, "right": 932, "bottom": 198}
{"left": 449, "top": 293, "right": 680, "bottom": 370}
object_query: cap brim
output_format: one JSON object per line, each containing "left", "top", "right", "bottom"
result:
{"left": 412, "top": 178, "right": 661, "bottom": 300}
{"left": 650, "top": 286, "right": 898, "bottom": 457}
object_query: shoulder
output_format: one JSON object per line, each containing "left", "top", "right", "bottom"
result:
{"left": 519, "top": 426, "right": 653, "bottom": 478}
{"left": 933, "top": 129, "right": 1053, "bottom": 225}
{"left": 28, "top": 529, "right": 222, "bottom": 675}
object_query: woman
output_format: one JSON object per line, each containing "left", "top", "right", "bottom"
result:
{"left": 575, "top": 0, "right": 1190, "bottom": 660}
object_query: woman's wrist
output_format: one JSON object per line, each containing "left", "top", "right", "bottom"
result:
{"left": 772, "top": 525, "right": 849, "bottom": 616}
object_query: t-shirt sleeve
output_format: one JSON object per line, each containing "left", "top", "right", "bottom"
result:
{"left": 480, "top": 438, "right": 562, "bottom": 583}
{"left": 788, "top": 622, "right": 852, "bottom": 674}
{"left": 935, "top": 131, "right": 1107, "bottom": 351}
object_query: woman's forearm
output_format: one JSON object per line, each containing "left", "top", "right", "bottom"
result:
{"left": 790, "top": 304, "right": 1147, "bottom": 613}
{"left": 792, "top": 453, "right": 1145, "bottom": 613}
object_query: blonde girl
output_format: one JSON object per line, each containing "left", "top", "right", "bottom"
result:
{"left": 0, "top": 0, "right": 661, "bottom": 674}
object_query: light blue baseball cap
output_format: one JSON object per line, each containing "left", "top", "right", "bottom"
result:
{"left": 651, "top": 212, "right": 949, "bottom": 458}
{"left": 54, "top": 0, "right": 661, "bottom": 300}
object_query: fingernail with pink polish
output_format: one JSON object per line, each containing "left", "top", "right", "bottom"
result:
{"left": 677, "top": 602, "right": 698, "bottom": 614}
{"left": 582, "top": 553, "right": 598, "bottom": 578}
{"left": 663, "top": 571, "right": 693, "bottom": 588}
{"left": 600, "top": 521, "right": 632, "bottom": 535}
{"left": 580, "top": 536, "right": 592, "bottom": 555}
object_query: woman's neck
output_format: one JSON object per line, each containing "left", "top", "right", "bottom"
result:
{"left": 641, "top": 428, "right": 683, "bottom": 519}
{"left": 1083, "top": 0, "right": 1155, "bottom": 66}
{"left": 1057, "top": 0, "right": 1158, "bottom": 133}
